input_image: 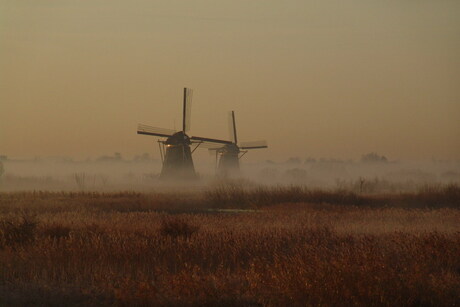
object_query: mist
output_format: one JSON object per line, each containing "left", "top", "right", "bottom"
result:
{"left": 1, "top": 153, "right": 459, "bottom": 193}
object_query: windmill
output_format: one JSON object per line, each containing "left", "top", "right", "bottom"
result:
{"left": 210, "top": 111, "right": 268, "bottom": 176}
{"left": 137, "top": 88, "right": 232, "bottom": 180}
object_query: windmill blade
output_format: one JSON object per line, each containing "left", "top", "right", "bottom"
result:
{"left": 195, "top": 142, "right": 225, "bottom": 149}
{"left": 137, "top": 124, "right": 176, "bottom": 138}
{"left": 240, "top": 140, "right": 268, "bottom": 150}
{"left": 183, "top": 88, "right": 193, "bottom": 132}
{"left": 190, "top": 135, "right": 233, "bottom": 145}
{"left": 228, "top": 111, "right": 238, "bottom": 144}
{"left": 191, "top": 139, "right": 226, "bottom": 149}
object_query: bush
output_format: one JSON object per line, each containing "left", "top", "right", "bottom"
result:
{"left": 361, "top": 152, "right": 388, "bottom": 163}
{"left": 160, "top": 217, "right": 199, "bottom": 239}
{"left": 41, "top": 223, "right": 71, "bottom": 240}
{"left": 0, "top": 215, "right": 38, "bottom": 248}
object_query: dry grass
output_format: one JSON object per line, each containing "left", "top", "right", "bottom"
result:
{"left": 0, "top": 185, "right": 459, "bottom": 306}
{"left": 204, "top": 183, "right": 460, "bottom": 208}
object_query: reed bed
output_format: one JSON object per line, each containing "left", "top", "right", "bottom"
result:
{"left": 0, "top": 185, "right": 459, "bottom": 306}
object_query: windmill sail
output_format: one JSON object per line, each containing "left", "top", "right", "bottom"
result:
{"left": 137, "top": 124, "right": 176, "bottom": 138}
{"left": 183, "top": 88, "right": 193, "bottom": 132}
{"left": 240, "top": 140, "right": 268, "bottom": 149}
{"left": 191, "top": 135, "right": 232, "bottom": 145}
{"left": 228, "top": 111, "right": 238, "bottom": 144}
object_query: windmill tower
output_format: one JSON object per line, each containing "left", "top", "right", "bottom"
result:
{"left": 211, "top": 111, "right": 268, "bottom": 176}
{"left": 137, "top": 88, "right": 232, "bottom": 180}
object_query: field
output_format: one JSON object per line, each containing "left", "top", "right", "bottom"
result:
{"left": 1, "top": 184, "right": 459, "bottom": 306}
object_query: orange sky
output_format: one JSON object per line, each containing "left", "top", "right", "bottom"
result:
{"left": 1, "top": 0, "right": 459, "bottom": 161}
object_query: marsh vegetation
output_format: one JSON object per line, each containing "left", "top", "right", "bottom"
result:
{"left": 0, "top": 185, "right": 459, "bottom": 306}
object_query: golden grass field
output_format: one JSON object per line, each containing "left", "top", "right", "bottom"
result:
{"left": 0, "top": 184, "right": 459, "bottom": 306}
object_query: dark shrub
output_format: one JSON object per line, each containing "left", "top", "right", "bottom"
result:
{"left": 41, "top": 223, "right": 71, "bottom": 240}
{"left": 0, "top": 215, "right": 38, "bottom": 248}
{"left": 160, "top": 217, "right": 199, "bottom": 239}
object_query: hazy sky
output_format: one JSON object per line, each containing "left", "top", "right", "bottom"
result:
{"left": 1, "top": 0, "right": 459, "bottom": 161}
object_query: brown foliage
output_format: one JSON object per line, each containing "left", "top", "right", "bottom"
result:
{"left": 41, "top": 223, "right": 71, "bottom": 240}
{"left": 205, "top": 183, "right": 460, "bottom": 209}
{"left": 160, "top": 217, "right": 200, "bottom": 239}
{"left": 0, "top": 214, "right": 37, "bottom": 248}
{"left": 0, "top": 189, "right": 459, "bottom": 306}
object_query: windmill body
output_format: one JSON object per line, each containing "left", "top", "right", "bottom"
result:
{"left": 160, "top": 131, "right": 196, "bottom": 179}
{"left": 217, "top": 144, "right": 240, "bottom": 172}
{"left": 137, "top": 88, "right": 232, "bottom": 180}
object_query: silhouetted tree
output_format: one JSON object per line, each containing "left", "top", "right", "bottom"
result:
{"left": 361, "top": 152, "right": 388, "bottom": 163}
{"left": 286, "top": 157, "right": 301, "bottom": 164}
{"left": 97, "top": 153, "right": 124, "bottom": 162}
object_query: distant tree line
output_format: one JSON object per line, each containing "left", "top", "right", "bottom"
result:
{"left": 361, "top": 152, "right": 388, "bottom": 163}
{"left": 283, "top": 152, "right": 388, "bottom": 165}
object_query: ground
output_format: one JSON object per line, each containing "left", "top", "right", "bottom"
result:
{"left": 0, "top": 185, "right": 459, "bottom": 306}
